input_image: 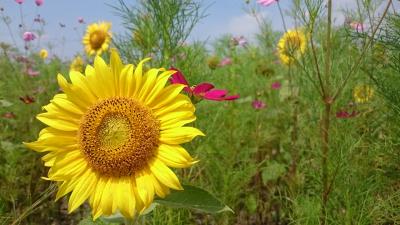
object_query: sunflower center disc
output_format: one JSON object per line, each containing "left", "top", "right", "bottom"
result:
{"left": 89, "top": 30, "right": 106, "bottom": 49}
{"left": 79, "top": 97, "right": 160, "bottom": 177}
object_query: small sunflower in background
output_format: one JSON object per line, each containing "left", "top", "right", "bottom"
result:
{"left": 82, "top": 22, "right": 112, "bottom": 56}
{"left": 207, "top": 56, "right": 219, "bottom": 70}
{"left": 69, "top": 55, "right": 84, "bottom": 73}
{"left": 277, "top": 29, "right": 307, "bottom": 65}
{"left": 25, "top": 50, "right": 203, "bottom": 220}
{"left": 39, "top": 49, "right": 48, "bottom": 59}
{"left": 353, "top": 84, "right": 374, "bottom": 103}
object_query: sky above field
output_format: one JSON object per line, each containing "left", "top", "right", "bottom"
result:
{"left": 0, "top": 0, "right": 398, "bottom": 59}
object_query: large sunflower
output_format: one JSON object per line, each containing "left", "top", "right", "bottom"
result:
{"left": 25, "top": 50, "right": 203, "bottom": 219}
{"left": 82, "top": 22, "right": 112, "bottom": 56}
{"left": 277, "top": 29, "right": 307, "bottom": 65}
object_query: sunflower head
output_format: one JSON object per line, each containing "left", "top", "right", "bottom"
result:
{"left": 353, "top": 84, "right": 374, "bottom": 103}
{"left": 25, "top": 50, "right": 204, "bottom": 220}
{"left": 277, "top": 29, "right": 307, "bottom": 65}
{"left": 207, "top": 56, "right": 219, "bottom": 70}
{"left": 83, "top": 22, "right": 112, "bottom": 56}
{"left": 70, "top": 55, "right": 85, "bottom": 73}
{"left": 39, "top": 49, "right": 48, "bottom": 59}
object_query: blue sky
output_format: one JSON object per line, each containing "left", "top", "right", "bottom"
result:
{"left": 0, "top": 0, "right": 398, "bottom": 59}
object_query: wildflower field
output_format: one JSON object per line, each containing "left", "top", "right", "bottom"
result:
{"left": 1, "top": 0, "right": 400, "bottom": 224}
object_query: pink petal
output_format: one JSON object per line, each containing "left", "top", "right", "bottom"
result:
{"left": 257, "top": 0, "right": 277, "bottom": 7}
{"left": 35, "top": 0, "right": 43, "bottom": 6}
{"left": 203, "top": 89, "right": 228, "bottom": 101}
{"left": 224, "top": 94, "right": 240, "bottom": 101}
{"left": 193, "top": 83, "right": 214, "bottom": 95}
{"left": 169, "top": 67, "right": 191, "bottom": 93}
{"left": 252, "top": 100, "right": 266, "bottom": 109}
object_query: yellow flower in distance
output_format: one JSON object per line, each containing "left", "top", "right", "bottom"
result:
{"left": 39, "top": 49, "right": 48, "bottom": 59}
{"left": 25, "top": 50, "right": 204, "bottom": 219}
{"left": 70, "top": 55, "right": 84, "bottom": 73}
{"left": 353, "top": 84, "right": 374, "bottom": 103}
{"left": 82, "top": 22, "right": 112, "bottom": 56}
{"left": 277, "top": 29, "right": 307, "bottom": 65}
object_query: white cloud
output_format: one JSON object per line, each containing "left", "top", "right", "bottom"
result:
{"left": 227, "top": 13, "right": 261, "bottom": 36}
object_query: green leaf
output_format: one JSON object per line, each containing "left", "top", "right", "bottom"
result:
{"left": 245, "top": 194, "right": 257, "bottom": 213}
{"left": 155, "top": 185, "right": 233, "bottom": 214}
{"left": 99, "top": 212, "right": 125, "bottom": 223}
{"left": 261, "top": 161, "right": 286, "bottom": 184}
{"left": 0, "top": 99, "right": 12, "bottom": 107}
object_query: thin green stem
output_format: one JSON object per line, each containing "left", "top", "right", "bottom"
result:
{"left": 324, "top": 0, "right": 332, "bottom": 94}
{"left": 288, "top": 65, "right": 299, "bottom": 175}
{"left": 277, "top": 1, "right": 287, "bottom": 32}
{"left": 320, "top": 0, "right": 333, "bottom": 223}
{"left": 309, "top": 29, "right": 325, "bottom": 97}
{"left": 332, "top": 0, "right": 392, "bottom": 101}
{"left": 11, "top": 184, "right": 57, "bottom": 225}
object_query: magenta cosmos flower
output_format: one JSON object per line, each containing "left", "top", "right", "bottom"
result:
{"left": 252, "top": 100, "right": 266, "bottom": 110}
{"left": 169, "top": 67, "right": 239, "bottom": 102}
{"left": 336, "top": 110, "right": 357, "bottom": 119}
{"left": 257, "top": 0, "right": 278, "bottom": 7}
{"left": 271, "top": 81, "right": 281, "bottom": 90}
{"left": 23, "top": 32, "right": 36, "bottom": 42}
{"left": 35, "top": 0, "right": 43, "bottom": 6}
{"left": 15, "top": 0, "right": 24, "bottom": 4}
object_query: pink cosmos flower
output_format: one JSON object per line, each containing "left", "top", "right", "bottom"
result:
{"left": 23, "top": 32, "right": 36, "bottom": 42}
{"left": 26, "top": 67, "right": 39, "bottom": 77}
{"left": 169, "top": 67, "right": 239, "bottom": 102}
{"left": 252, "top": 100, "right": 266, "bottom": 110}
{"left": 336, "top": 110, "right": 357, "bottom": 119}
{"left": 232, "top": 36, "right": 247, "bottom": 47}
{"left": 257, "top": 0, "right": 278, "bottom": 7}
{"left": 350, "top": 22, "right": 364, "bottom": 32}
{"left": 15, "top": 0, "right": 24, "bottom": 4}
{"left": 271, "top": 81, "right": 282, "bottom": 90}
{"left": 78, "top": 17, "right": 85, "bottom": 24}
{"left": 219, "top": 57, "right": 232, "bottom": 67}
{"left": 35, "top": 0, "right": 43, "bottom": 6}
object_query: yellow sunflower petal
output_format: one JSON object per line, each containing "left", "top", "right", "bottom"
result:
{"left": 149, "top": 158, "right": 183, "bottom": 190}
{"left": 157, "top": 144, "right": 197, "bottom": 168}
{"left": 160, "top": 127, "right": 204, "bottom": 144}
{"left": 132, "top": 58, "right": 151, "bottom": 97}
{"left": 68, "top": 170, "right": 97, "bottom": 213}
{"left": 135, "top": 168, "right": 155, "bottom": 209}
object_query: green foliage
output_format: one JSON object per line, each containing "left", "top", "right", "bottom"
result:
{"left": 155, "top": 185, "right": 233, "bottom": 214}
{"left": 368, "top": 14, "right": 400, "bottom": 116}
{"left": 110, "top": 0, "right": 206, "bottom": 66}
